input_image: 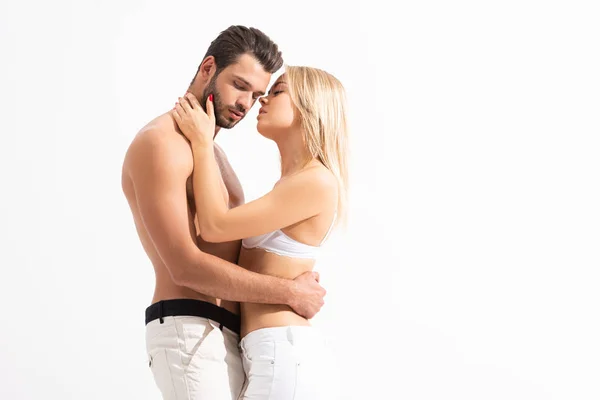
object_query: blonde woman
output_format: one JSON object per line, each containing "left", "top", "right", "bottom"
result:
{"left": 172, "top": 66, "right": 348, "bottom": 399}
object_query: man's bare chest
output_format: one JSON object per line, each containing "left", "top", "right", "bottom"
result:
{"left": 185, "top": 148, "right": 245, "bottom": 213}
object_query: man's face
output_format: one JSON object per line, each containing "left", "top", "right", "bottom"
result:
{"left": 201, "top": 54, "right": 272, "bottom": 129}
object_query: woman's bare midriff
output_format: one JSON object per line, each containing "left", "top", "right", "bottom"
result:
{"left": 237, "top": 246, "right": 316, "bottom": 338}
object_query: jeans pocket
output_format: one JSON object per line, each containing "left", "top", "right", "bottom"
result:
{"left": 241, "top": 356, "right": 275, "bottom": 399}
{"left": 183, "top": 319, "right": 231, "bottom": 369}
{"left": 176, "top": 317, "right": 214, "bottom": 356}
{"left": 241, "top": 340, "right": 299, "bottom": 400}
{"left": 148, "top": 348, "right": 176, "bottom": 399}
{"left": 243, "top": 339, "right": 276, "bottom": 362}
{"left": 269, "top": 341, "right": 298, "bottom": 400}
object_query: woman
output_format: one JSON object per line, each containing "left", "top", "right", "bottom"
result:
{"left": 172, "top": 65, "right": 348, "bottom": 400}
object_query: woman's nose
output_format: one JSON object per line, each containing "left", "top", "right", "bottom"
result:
{"left": 259, "top": 96, "right": 268, "bottom": 106}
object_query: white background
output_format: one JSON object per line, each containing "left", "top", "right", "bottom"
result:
{"left": 1, "top": 1, "right": 599, "bottom": 399}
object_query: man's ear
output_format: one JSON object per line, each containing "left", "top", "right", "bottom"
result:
{"left": 197, "top": 56, "right": 217, "bottom": 82}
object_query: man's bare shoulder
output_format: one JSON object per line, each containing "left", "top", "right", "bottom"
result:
{"left": 122, "top": 113, "right": 193, "bottom": 177}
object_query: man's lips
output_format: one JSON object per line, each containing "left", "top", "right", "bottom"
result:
{"left": 229, "top": 109, "right": 244, "bottom": 119}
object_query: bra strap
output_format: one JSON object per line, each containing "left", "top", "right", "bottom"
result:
{"left": 319, "top": 210, "right": 337, "bottom": 245}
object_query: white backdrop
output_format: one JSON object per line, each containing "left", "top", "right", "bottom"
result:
{"left": 1, "top": 1, "right": 599, "bottom": 399}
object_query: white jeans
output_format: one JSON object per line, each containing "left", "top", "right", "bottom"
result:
{"left": 146, "top": 316, "right": 245, "bottom": 400}
{"left": 239, "top": 326, "right": 339, "bottom": 400}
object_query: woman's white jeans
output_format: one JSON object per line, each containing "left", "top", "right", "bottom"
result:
{"left": 239, "top": 326, "right": 339, "bottom": 400}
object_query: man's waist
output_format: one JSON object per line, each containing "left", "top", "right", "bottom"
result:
{"left": 145, "top": 298, "right": 241, "bottom": 335}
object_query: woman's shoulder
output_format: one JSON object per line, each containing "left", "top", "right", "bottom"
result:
{"left": 282, "top": 162, "right": 338, "bottom": 200}
{"left": 304, "top": 161, "right": 337, "bottom": 185}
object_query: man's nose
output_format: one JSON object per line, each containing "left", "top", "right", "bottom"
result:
{"left": 237, "top": 92, "right": 254, "bottom": 111}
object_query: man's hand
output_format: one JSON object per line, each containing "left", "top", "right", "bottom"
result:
{"left": 289, "top": 271, "right": 326, "bottom": 319}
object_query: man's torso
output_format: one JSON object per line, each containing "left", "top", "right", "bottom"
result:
{"left": 122, "top": 113, "right": 245, "bottom": 315}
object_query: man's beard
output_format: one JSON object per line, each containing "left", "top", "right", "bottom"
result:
{"left": 201, "top": 76, "right": 244, "bottom": 129}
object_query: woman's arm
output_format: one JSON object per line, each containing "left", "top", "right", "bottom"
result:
{"left": 172, "top": 92, "right": 336, "bottom": 243}
{"left": 191, "top": 145, "right": 336, "bottom": 242}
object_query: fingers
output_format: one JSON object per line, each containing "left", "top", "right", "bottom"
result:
{"left": 178, "top": 96, "right": 193, "bottom": 114}
{"left": 206, "top": 93, "right": 215, "bottom": 121}
{"left": 171, "top": 108, "right": 181, "bottom": 123}
{"left": 174, "top": 102, "right": 186, "bottom": 119}
{"left": 312, "top": 271, "right": 320, "bottom": 282}
{"left": 185, "top": 92, "right": 201, "bottom": 109}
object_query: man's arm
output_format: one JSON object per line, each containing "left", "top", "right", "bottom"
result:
{"left": 126, "top": 130, "right": 324, "bottom": 317}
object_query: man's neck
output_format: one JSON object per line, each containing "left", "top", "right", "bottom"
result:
{"left": 186, "top": 83, "right": 220, "bottom": 139}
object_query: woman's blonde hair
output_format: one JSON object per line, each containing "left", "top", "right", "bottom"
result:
{"left": 284, "top": 65, "right": 349, "bottom": 227}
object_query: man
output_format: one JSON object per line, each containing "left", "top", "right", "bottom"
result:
{"left": 121, "top": 25, "right": 326, "bottom": 400}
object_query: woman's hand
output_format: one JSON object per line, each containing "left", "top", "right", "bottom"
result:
{"left": 171, "top": 92, "right": 215, "bottom": 148}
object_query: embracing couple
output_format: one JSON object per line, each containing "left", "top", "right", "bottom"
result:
{"left": 122, "top": 25, "right": 349, "bottom": 400}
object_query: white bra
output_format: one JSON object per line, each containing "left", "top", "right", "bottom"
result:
{"left": 241, "top": 212, "right": 337, "bottom": 259}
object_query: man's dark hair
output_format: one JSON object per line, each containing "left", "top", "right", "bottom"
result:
{"left": 192, "top": 25, "right": 283, "bottom": 85}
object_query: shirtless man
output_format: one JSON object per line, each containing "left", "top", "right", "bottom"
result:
{"left": 121, "top": 25, "right": 326, "bottom": 400}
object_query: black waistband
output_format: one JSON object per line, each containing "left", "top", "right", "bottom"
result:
{"left": 145, "top": 299, "right": 240, "bottom": 335}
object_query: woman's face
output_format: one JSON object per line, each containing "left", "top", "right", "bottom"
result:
{"left": 256, "top": 75, "right": 298, "bottom": 139}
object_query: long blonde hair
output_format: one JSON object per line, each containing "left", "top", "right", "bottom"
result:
{"left": 285, "top": 65, "right": 350, "bottom": 227}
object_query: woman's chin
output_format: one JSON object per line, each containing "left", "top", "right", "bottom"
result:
{"left": 256, "top": 130, "right": 271, "bottom": 140}
{"left": 256, "top": 123, "right": 271, "bottom": 139}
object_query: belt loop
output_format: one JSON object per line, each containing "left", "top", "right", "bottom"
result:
{"left": 218, "top": 307, "right": 224, "bottom": 331}
{"left": 286, "top": 326, "right": 294, "bottom": 345}
{"left": 159, "top": 301, "right": 164, "bottom": 324}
